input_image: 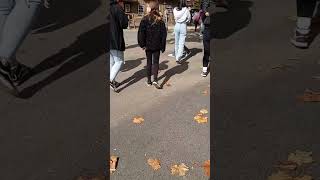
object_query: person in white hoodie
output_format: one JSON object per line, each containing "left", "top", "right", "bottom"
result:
{"left": 173, "top": 0, "right": 191, "bottom": 63}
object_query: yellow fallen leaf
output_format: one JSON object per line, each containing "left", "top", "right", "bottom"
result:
{"left": 200, "top": 109, "right": 208, "bottom": 114}
{"left": 194, "top": 114, "right": 208, "bottom": 123}
{"left": 297, "top": 90, "right": 320, "bottom": 102}
{"left": 133, "top": 116, "right": 144, "bottom": 124}
{"left": 267, "top": 171, "right": 292, "bottom": 180}
{"left": 202, "top": 160, "right": 210, "bottom": 177}
{"left": 171, "top": 163, "right": 189, "bottom": 176}
{"left": 274, "top": 161, "right": 298, "bottom": 171}
{"left": 293, "top": 175, "right": 313, "bottom": 180}
{"left": 288, "top": 150, "right": 313, "bottom": 166}
{"left": 147, "top": 158, "right": 161, "bottom": 170}
{"left": 110, "top": 156, "right": 119, "bottom": 174}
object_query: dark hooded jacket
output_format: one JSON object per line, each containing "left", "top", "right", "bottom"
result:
{"left": 201, "top": 0, "right": 212, "bottom": 27}
{"left": 110, "top": 0, "right": 129, "bottom": 51}
{"left": 138, "top": 15, "right": 167, "bottom": 52}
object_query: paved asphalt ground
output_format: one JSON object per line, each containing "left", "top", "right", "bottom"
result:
{"left": 214, "top": 0, "right": 320, "bottom": 179}
{"left": 0, "top": 2, "right": 107, "bottom": 180}
{"left": 110, "top": 28, "right": 210, "bottom": 179}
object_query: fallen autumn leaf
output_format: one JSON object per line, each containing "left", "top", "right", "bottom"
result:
{"left": 274, "top": 161, "right": 298, "bottom": 171}
{"left": 133, "top": 116, "right": 144, "bottom": 124}
{"left": 147, "top": 158, "right": 161, "bottom": 170}
{"left": 293, "top": 175, "right": 313, "bottom": 180}
{"left": 288, "top": 150, "right": 313, "bottom": 166}
{"left": 171, "top": 163, "right": 189, "bottom": 176}
{"left": 297, "top": 90, "right": 320, "bottom": 102}
{"left": 202, "top": 160, "right": 210, "bottom": 177}
{"left": 110, "top": 156, "right": 119, "bottom": 174}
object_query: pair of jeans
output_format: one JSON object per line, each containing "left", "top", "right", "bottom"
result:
{"left": 296, "top": 0, "right": 317, "bottom": 34}
{"left": 174, "top": 22, "right": 187, "bottom": 61}
{"left": 203, "top": 27, "right": 210, "bottom": 67}
{"left": 146, "top": 50, "right": 160, "bottom": 83}
{"left": 110, "top": 49, "right": 124, "bottom": 82}
{"left": 0, "top": 0, "right": 42, "bottom": 62}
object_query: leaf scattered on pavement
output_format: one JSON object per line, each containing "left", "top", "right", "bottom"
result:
{"left": 202, "top": 160, "right": 210, "bottom": 177}
{"left": 194, "top": 109, "right": 209, "bottom": 123}
{"left": 201, "top": 89, "right": 209, "bottom": 96}
{"left": 171, "top": 163, "right": 189, "bottom": 176}
{"left": 288, "top": 150, "right": 313, "bottom": 166}
{"left": 267, "top": 171, "right": 292, "bottom": 180}
{"left": 200, "top": 109, "right": 209, "bottom": 114}
{"left": 147, "top": 158, "right": 161, "bottom": 170}
{"left": 297, "top": 89, "right": 320, "bottom": 102}
{"left": 110, "top": 156, "right": 119, "bottom": 174}
{"left": 293, "top": 175, "right": 313, "bottom": 180}
{"left": 274, "top": 161, "right": 298, "bottom": 171}
{"left": 133, "top": 116, "right": 144, "bottom": 124}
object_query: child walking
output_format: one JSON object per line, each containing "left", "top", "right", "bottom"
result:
{"left": 138, "top": 1, "right": 167, "bottom": 89}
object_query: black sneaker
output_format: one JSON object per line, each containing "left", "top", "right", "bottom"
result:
{"left": 146, "top": 81, "right": 152, "bottom": 87}
{"left": 0, "top": 62, "right": 18, "bottom": 95}
{"left": 152, "top": 82, "right": 161, "bottom": 89}
{"left": 0, "top": 59, "right": 32, "bottom": 86}
{"left": 113, "top": 81, "right": 121, "bottom": 88}
{"left": 201, "top": 71, "right": 208, "bottom": 77}
{"left": 110, "top": 82, "right": 117, "bottom": 92}
{"left": 290, "top": 30, "right": 310, "bottom": 48}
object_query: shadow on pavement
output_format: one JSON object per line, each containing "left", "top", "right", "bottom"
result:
{"left": 181, "top": 48, "right": 203, "bottom": 63}
{"left": 19, "top": 24, "right": 107, "bottom": 98}
{"left": 159, "top": 61, "right": 190, "bottom": 88}
{"left": 120, "top": 58, "right": 144, "bottom": 72}
{"left": 32, "top": 0, "right": 102, "bottom": 33}
{"left": 213, "top": 0, "right": 253, "bottom": 39}
{"left": 117, "top": 60, "right": 170, "bottom": 92}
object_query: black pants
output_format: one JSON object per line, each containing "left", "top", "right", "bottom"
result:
{"left": 297, "top": 0, "right": 317, "bottom": 17}
{"left": 146, "top": 50, "right": 160, "bottom": 82}
{"left": 203, "top": 27, "right": 210, "bottom": 67}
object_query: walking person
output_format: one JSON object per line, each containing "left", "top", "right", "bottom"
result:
{"left": 173, "top": 0, "right": 191, "bottom": 64}
{"left": 201, "top": 0, "right": 212, "bottom": 77}
{"left": 291, "top": 0, "right": 317, "bottom": 48}
{"left": 0, "top": 0, "right": 47, "bottom": 94}
{"left": 138, "top": 1, "right": 167, "bottom": 89}
{"left": 109, "top": 0, "right": 128, "bottom": 92}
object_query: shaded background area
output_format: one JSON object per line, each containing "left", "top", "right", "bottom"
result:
{"left": 0, "top": 1, "right": 108, "bottom": 179}
{"left": 213, "top": 0, "right": 320, "bottom": 179}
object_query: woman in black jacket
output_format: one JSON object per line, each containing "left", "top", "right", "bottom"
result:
{"left": 200, "top": 0, "right": 212, "bottom": 77}
{"left": 138, "top": 1, "right": 167, "bottom": 89}
{"left": 109, "top": 0, "right": 128, "bottom": 92}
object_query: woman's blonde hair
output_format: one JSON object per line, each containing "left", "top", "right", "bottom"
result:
{"left": 145, "top": 1, "right": 162, "bottom": 24}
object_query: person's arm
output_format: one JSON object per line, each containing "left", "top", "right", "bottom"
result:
{"left": 138, "top": 18, "right": 146, "bottom": 49}
{"left": 187, "top": 10, "right": 191, "bottom": 23}
{"left": 160, "top": 21, "right": 167, "bottom": 53}
{"left": 118, "top": 6, "right": 129, "bottom": 29}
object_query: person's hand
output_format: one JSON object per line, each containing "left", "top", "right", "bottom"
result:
{"left": 44, "top": 0, "right": 50, "bottom": 8}
{"left": 205, "top": 12, "right": 209, "bottom": 16}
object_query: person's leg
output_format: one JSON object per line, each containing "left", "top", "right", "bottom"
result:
{"left": 109, "top": 50, "right": 115, "bottom": 81}
{"left": 174, "top": 23, "right": 180, "bottom": 60}
{"left": 202, "top": 28, "right": 210, "bottom": 77}
{"left": 146, "top": 50, "right": 152, "bottom": 84}
{"left": 109, "top": 50, "right": 124, "bottom": 83}
{"left": 0, "top": 0, "right": 14, "bottom": 40}
{"left": 152, "top": 50, "right": 161, "bottom": 89}
{"left": 292, "top": 0, "right": 317, "bottom": 48}
{"left": 0, "top": 0, "right": 42, "bottom": 62}
{"left": 176, "top": 23, "right": 187, "bottom": 61}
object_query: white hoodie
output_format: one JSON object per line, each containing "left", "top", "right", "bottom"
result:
{"left": 173, "top": 7, "right": 191, "bottom": 23}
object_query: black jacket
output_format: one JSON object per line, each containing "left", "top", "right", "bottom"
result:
{"left": 110, "top": 1, "right": 128, "bottom": 51}
{"left": 201, "top": 0, "right": 212, "bottom": 27}
{"left": 138, "top": 16, "right": 167, "bottom": 52}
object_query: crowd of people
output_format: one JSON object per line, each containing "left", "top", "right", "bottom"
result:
{"left": 109, "top": 0, "right": 212, "bottom": 92}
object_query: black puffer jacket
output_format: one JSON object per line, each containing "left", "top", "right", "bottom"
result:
{"left": 138, "top": 16, "right": 167, "bottom": 52}
{"left": 201, "top": 0, "right": 213, "bottom": 27}
{"left": 110, "top": 0, "right": 128, "bottom": 51}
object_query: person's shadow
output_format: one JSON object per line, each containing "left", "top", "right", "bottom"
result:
{"left": 32, "top": 0, "right": 102, "bottom": 33}
{"left": 158, "top": 61, "right": 190, "bottom": 88}
{"left": 180, "top": 48, "right": 203, "bottom": 63}
{"left": 117, "top": 60, "right": 169, "bottom": 92}
{"left": 18, "top": 24, "right": 107, "bottom": 98}
{"left": 120, "top": 58, "right": 144, "bottom": 72}
{"left": 213, "top": 0, "right": 253, "bottom": 39}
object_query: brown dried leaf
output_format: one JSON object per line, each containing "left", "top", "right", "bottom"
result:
{"left": 133, "top": 116, "right": 144, "bottom": 124}
{"left": 171, "top": 163, "right": 189, "bottom": 176}
{"left": 110, "top": 156, "right": 119, "bottom": 174}
{"left": 293, "top": 175, "right": 313, "bottom": 180}
{"left": 147, "top": 158, "right": 161, "bottom": 170}
{"left": 274, "top": 161, "right": 298, "bottom": 171}
{"left": 201, "top": 89, "right": 209, "bottom": 95}
{"left": 288, "top": 150, "right": 313, "bottom": 166}
{"left": 297, "top": 90, "right": 320, "bottom": 102}
{"left": 267, "top": 171, "right": 292, "bottom": 180}
{"left": 202, "top": 160, "right": 210, "bottom": 177}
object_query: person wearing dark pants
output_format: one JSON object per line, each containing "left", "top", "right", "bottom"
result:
{"left": 138, "top": 1, "right": 167, "bottom": 89}
{"left": 291, "top": 0, "right": 317, "bottom": 48}
{"left": 201, "top": 0, "right": 211, "bottom": 77}
{"left": 0, "top": 0, "right": 44, "bottom": 93}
